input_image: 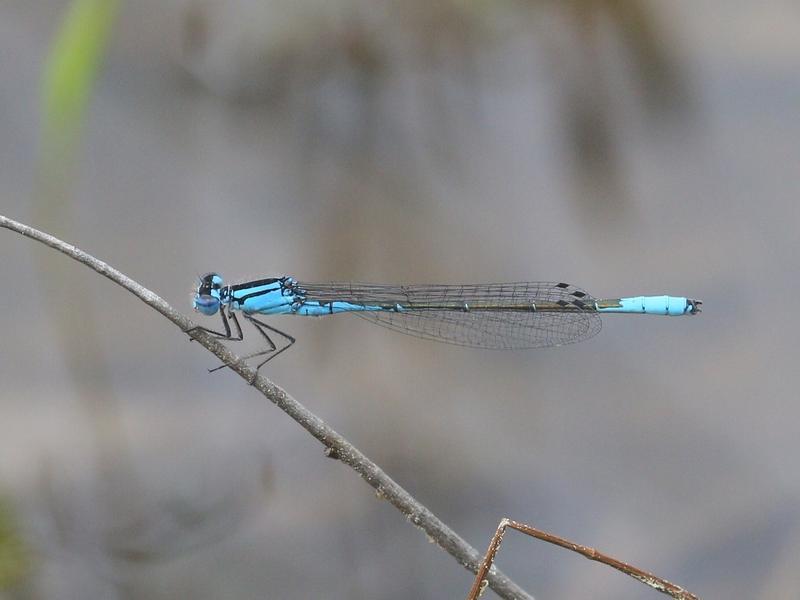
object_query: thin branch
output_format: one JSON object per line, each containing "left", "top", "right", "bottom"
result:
{"left": 0, "top": 214, "right": 533, "bottom": 600}
{"left": 467, "top": 518, "right": 699, "bottom": 600}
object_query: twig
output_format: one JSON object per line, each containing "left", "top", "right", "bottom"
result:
{"left": 0, "top": 214, "right": 533, "bottom": 600}
{"left": 467, "top": 518, "right": 699, "bottom": 600}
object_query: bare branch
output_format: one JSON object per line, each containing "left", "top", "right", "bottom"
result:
{"left": 0, "top": 214, "right": 533, "bottom": 600}
{"left": 467, "top": 518, "right": 699, "bottom": 600}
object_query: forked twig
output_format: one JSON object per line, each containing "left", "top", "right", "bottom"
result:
{"left": 467, "top": 518, "right": 699, "bottom": 600}
{"left": 0, "top": 214, "right": 532, "bottom": 600}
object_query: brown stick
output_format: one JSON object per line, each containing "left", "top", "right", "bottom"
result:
{"left": 466, "top": 518, "right": 699, "bottom": 600}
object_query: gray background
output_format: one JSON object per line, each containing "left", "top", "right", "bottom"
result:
{"left": 1, "top": 1, "right": 798, "bottom": 598}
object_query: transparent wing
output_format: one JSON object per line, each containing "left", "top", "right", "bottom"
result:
{"left": 296, "top": 281, "right": 602, "bottom": 349}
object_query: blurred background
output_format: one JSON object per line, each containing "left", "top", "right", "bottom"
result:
{"left": 1, "top": 1, "right": 798, "bottom": 598}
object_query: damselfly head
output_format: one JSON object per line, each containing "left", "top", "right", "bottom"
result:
{"left": 193, "top": 272, "right": 223, "bottom": 315}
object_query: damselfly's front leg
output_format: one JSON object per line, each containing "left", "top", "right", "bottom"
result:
{"left": 187, "top": 306, "right": 243, "bottom": 341}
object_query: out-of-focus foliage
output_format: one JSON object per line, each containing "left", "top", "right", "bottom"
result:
{"left": 0, "top": 496, "right": 29, "bottom": 589}
{"left": 36, "top": 0, "right": 122, "bottom": 408}
{"left": 41, "top": 0, "right": 120, "bottom": 150}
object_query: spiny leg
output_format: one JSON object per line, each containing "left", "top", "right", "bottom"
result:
{"left": 247, "top": 315, "right": 296, "bottom": 373}
{"left": 207, "top": 319, "right": 275, "bottom": 374}
{"left": 207, "top": 315, "right": 295, "bottom": 377}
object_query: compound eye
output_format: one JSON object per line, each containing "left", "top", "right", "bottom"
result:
{"left": 194, "top": 294, "right": 220, "bottom": 315}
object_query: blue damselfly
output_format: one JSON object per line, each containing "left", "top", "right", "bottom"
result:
{"left": 189, "top": 273, "right": 701, "bottom": 371}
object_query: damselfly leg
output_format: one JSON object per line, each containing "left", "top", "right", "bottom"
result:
{"left": 187, "top": 305, "right": 243, "bottom": 341}
{"left": 247, "top": 315, "right": 296, "bottom": 370}
{"left": 207, "top": 314, "right": 296, "bottom": 378}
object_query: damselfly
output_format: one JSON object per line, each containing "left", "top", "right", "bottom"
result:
{"left": 189, "top": 274, "right": 701, "bottom": 372}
